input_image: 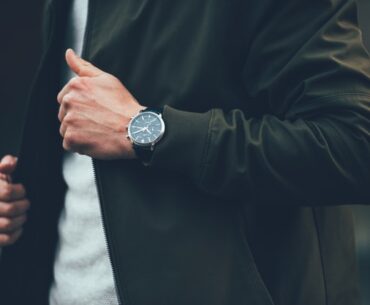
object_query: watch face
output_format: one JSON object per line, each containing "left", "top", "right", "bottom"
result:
{"left": 128, "top": 111, "right": 165, "bottom": 146}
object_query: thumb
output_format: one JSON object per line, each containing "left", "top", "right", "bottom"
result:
{"left": 0, "top": 155, "right": 18, "bottom": 175}
{"left": 65, "top": 49, "right": 103, "bottom": 77}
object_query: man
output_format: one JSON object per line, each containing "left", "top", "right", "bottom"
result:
{"left": 0, "top": 0, "right": 369, "bottom": 304}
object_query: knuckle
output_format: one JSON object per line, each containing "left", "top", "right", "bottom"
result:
{"left": 64, "top": 131, "right": 78, "bottom": 150}
{"left": 62, "top": 114, "right": 71, "bottom": 125}
{"left": 4, "top": 204, "right": 17, "bottom": 217}
{"left": 0, "top": 185, "right": 12, "bottom": 201}
{"left": 62, "top": 94, "right": 74, "bottom": 108}
{"left": 63, "top": 113, "right": 76, "bottom": 125}
{"left": 65, "top": 132, "right": 74, "bottom": 144}
{"left": 69, "top": 77, "right": 81, "bottom": 88}
{"left": 63, "top": 137, "right": 72, "bottom": 150}
{"left": 0, "top": 218, "right": 11, "bottom": 230}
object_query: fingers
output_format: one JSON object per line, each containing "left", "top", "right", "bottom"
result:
{"left": 59, "top": 116, "right": 67, "bottom": 137}
{"left": 0, "top": 214, "right": 27, "bottom": 233}
{"left": 57, "top": 76, "right": 83, "bottom": 106}
{"left": 0, "top": 181, "right": 27, "bottom": 202}
{"left": 0, "top": 155, "right": 18, "bottom": 175}
{"left": 0, "top": 228, "right": 23, "bottom": 247}
{"left": 58, "top": 102, "right": 67, "bottom": 123}
{"left": 0, "top": 173, "right": 11, "bottom": 183}
{"left": 0, "top": 155, "right": 17, "bottom": 165}
{"left": 0, "top": 197, "right": 30, "bottom": 247}
{"left": 0, "top": 165, "right": 29, "bottom": 247}
{"left": 57, "top": 81, "right": 72, "bottom": 105}
{"left": 65, "top": 49, "right": 103, "bottom": 77}
{"left": 57, "top": 77, "right": 91, "bottom": 123}
{"left": 58, "top": 90, "right": 88, "bottom": 123}
{"left": 0, "top": 199, "right": 30, "bottom": 218}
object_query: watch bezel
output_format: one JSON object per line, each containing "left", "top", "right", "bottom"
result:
{"left": 127, "top": 111, "right": 165, "bottom": 148}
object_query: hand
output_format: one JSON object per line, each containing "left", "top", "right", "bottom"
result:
{"left": 0, "top": 155, "right": 30, "bottom": 247}
{"left": 57, "top": 49, "right": 146, "bottom": 159}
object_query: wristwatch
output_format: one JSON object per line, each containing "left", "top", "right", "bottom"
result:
{"left": 127, "top": 107, "right": 165, "bottom": 163}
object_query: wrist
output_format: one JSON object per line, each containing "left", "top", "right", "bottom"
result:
{"left": 127, "top": 104, "right": 146, "bottom": 119}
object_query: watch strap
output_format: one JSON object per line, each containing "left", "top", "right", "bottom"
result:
{"left": 133, "top": 145, "right": 153, "bottom": 164}
{"left": 141, "top": 106, "right": 163, "bottom": 115}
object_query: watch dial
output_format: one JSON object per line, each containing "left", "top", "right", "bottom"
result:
{"left": 129, "top": 112, "right": 163, "bottom": 145}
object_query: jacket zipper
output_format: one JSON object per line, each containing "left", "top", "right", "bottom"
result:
{"left": 82, "top": 1, "right": 125, "bottom": 304}
{"left": 92, "top": 160, "right": 125, "bottom": 305}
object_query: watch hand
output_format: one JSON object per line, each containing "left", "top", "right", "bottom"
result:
{"left": 147, "top": 119, "right": 157, "bottom": 125}
{"left": 132, "top": 128, "right": 146, "bottom": 134}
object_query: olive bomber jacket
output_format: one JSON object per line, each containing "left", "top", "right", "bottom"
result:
{"left": 0, "top": 0, "right": 370, "bottom": 304}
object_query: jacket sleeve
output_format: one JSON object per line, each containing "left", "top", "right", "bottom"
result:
{"left": 147, "top": 0, "right": 370, "bottom": 205}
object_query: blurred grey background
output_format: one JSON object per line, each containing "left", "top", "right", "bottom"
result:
{"left": 0, "top": 0, "right": 369, "bottom": 303}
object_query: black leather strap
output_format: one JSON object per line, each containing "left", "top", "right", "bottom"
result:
{"left": 134, "top": 145, "right": 153, "bottom": 164}
{"left": 141, "top": 106, "right": 163, "bottom": 115}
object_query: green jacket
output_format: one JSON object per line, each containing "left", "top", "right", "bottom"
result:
{"left": 1, "top": 0, "right": 370, "bottom": 304}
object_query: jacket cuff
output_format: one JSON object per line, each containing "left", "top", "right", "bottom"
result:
{"left": 146, "top": 105, "right": 213, "bottom": 180}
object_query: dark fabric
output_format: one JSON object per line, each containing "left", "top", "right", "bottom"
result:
{"left": 0, "top": 0, "right": 369, "bottom": 304}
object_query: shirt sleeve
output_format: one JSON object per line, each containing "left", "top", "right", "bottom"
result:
{"left": 146, "top": 0, "right": 370, "bottom": 206}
